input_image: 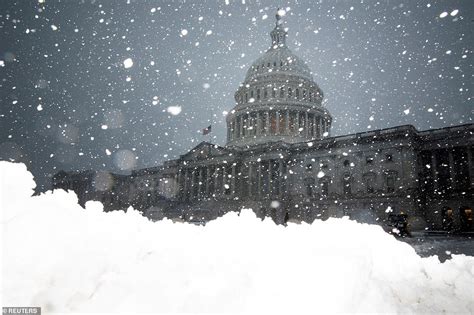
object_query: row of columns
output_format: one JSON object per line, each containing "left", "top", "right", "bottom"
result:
{"left": 228, "top": 110, "right": 329, "bottom": 142}
{"left": 177, "top": 159, "right": 287, "bottom": 201}
{"left": 429, "top": 148, "right": 473, "bottom": 193}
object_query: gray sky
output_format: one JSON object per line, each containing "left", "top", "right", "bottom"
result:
{"left": 1, "top": 0, "right": 473, "bottom": 191}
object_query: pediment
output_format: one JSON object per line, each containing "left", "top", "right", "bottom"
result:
{"left": 180, "top": 142, "right": 231, "bottom": 161}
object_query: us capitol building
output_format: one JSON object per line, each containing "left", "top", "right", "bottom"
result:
{"left": 54, "top": 13, "right": 473, "bottom": 232}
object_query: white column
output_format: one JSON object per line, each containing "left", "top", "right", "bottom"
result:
{"left": 198, "top": 167, "right": 203, "bottom": 199}
{"left": 239, "top": 116, "right": 243, "bottom": 139}
{"left": 296, "top": 112, "right": 300, "bottom": 136}
{"left": 248, "top": 163, "right": 253, "bottom": 198}
{"left": 231, "top": 164, "right": 236, "bottom": 196}
{"left": 305, "top": 112, "right": 309, "bottom": 138}
{"left": 256, "top": 112, "right": 261, "bottom": 136}
{"left": 313, "top": 115, "right": 317, "bottom": 139}
{"left": 183, "top": 169, "right": 189, "bottom": 200}
{"left": 257, "top": 162, "right": 262, "bottom": 197}
{"left": 431, "top": 151, "right": 438, "bottom": 193}
{"left": 205, "top": 166, "right": 210, "bottom": 197}
{"left": 279, "top": 160, "right": 284, "bottom": 196}
{"left": 269, "top": 160, "right": 273, "bottom": 196}
{"left": 467, "top": 148, "right": 474, "bottom": 189}
{"left": 191, "top": 169, "right": 196, "bottom": 199}
{"left": 266, "top": 111, "right": 270, "bottom": 134}
{"left": 448, "top": 150, "right": 455, "bottom": 190}
{"left": 276, "top": 111, "right": 280, "bottom": 135}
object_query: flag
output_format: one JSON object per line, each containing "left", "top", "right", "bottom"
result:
{"left": 202, "top": 125, "right": 212, "bottom": 135}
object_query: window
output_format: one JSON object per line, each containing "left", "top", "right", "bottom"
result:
{"left": 320, "top": 180, "right": 329, "bottom": 196}
{"left": 288, "top": 88, "right": 293, "bottom": 98}
{"left": 273, "top": 61, "right": 276, "bottom": 67}
{"left": 270, "top": 111, "right": 277, "bottom": 134}
{"left": 303, "top": 90, "right": 306, "bottom": 100}
{"left": 278, "top": 111, "right": 285, "bottom": 134}
{"left": 343, "top": 160, "right": 350, "bottom": 167}
{"left": 260, "top": 111, "right": 267, "bottom": 134}
{"left": 250, "top": 90, "right": 254, "bottom": 98}
{"left": 280, "top": 87, "right": 284, "bottom": 98}
{"left": 386, "top": 154, "right": 393, "bottom": 162}
{"left": 296, "top": 88, "right": 300, "bottom": 99}
{"left": 386, "top": 171, "right": 397, "bottom": 193}
{"left": 366, "top": 156, "right": 374, "bottom": 165}
{"left": 245, "top": 93, "right": 248, "bottom": 103}
{"left": 343, "top": 174, "right": 351, "bottom": 195}
{"left": 257, "top": 89, "right": 260, "bottom": 100}
{"left": 264, "top": 88, "right": 268, "bottom": 99}
{"left": 305, "top": 178, "right": 315, "bottom": 197}
{"left": 272, "top": 88, "right": 276, "bottom": 98}
{"left": 363, "top": 173, "right": 376, "bottom": 194}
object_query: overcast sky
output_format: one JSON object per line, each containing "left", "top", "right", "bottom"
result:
{"left": 1, "top": 0, "right": 472, "bottom": 191}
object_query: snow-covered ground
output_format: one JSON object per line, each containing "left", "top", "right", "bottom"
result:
{"left": 2, "top": 161, "right": 474, "bottom": 313}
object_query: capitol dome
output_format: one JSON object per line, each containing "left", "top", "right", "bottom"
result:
{"left": 244, "top": 45, "right": 313, "bottom": 82}
{"left": 226, "top": 11, "right": 332, "bottom": 148}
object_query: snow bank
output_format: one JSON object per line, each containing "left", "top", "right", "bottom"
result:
{"left": 1, "top": 161, "right": 473, "bottom": 314}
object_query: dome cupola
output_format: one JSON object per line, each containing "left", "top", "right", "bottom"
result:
{"left": 226, "top": 10, "right": 332, "bottom": 148}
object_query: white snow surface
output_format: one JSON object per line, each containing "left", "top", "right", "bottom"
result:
{"left": 1, "top": 162, "right": 474, "bottom": 314}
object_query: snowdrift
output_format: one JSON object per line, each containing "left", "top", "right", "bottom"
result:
{"left": 1, "top": 161, "right": 473, "bottom": 313}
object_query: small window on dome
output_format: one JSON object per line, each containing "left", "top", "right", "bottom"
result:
{"left": 273, "top": 61, "right": 276, "bottom": 67}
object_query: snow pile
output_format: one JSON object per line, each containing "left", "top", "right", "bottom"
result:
{"left": 2, "top": 162, "right": 473, "bottom": 314}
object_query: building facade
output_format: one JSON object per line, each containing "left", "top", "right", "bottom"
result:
{"left": 53, "top": 14, "right": 473, "bottom": 232}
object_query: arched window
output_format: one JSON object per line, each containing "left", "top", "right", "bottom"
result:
{"left": 296, "top": 88, "right": 300, "bottom": 99}
{"left": 272, "top": 88, "right": 276, "bottom": 98}
{"left": 273, "top": 61, "right": 277, "bottom": 67}
{"left": 264, "top": 88, "right": 268, "bottom": 99}
{"left": 280, "top": 87, "right": 284, "bottom": 98}
{"left": 245, "top": 93, "right": 248, "bottom": 103}
{"left": 250, "top": 90, "right": 254, "bottom": 98}
{"left": 303, "top": 89, "right": 306, "bottom": 100}
{"left": 280, "top": 61, "right": 283, "bottom": 67}
{"left": 288, "top": 88, "right": 293, "bottom": 98}
{"left": 257, "top": 89, "right": 260, "bottom": 100}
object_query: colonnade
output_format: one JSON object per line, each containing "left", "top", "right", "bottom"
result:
{"left": 227, "top": 109, "right": 329, "bottom": 142}
{"left": 178, "top": 159, "right": 287, "bottom": 201}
